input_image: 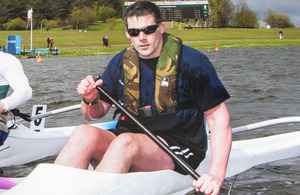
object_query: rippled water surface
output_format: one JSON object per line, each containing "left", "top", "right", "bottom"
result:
{"left": 2, "top": 46, "right": 300, "bottom": 194}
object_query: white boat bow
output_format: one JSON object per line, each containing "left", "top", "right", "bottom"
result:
{"left": 0, "top": 117, "right": 299, "bottom": 194}
{"left": 1, "top": 131, "right": 300, "bottom": 194}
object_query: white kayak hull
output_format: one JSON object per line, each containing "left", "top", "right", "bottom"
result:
{"left": 2, "top": 117, "right": 299, "bottom": 168}
{"left": 2, "top": 131, "right": 300, "bottom": 195}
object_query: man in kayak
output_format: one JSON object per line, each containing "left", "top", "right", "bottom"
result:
{"left": 0, "top": 52, "right": 32, "bottom": 146}
{"left": 55, "top": 1, "right": 232, "bottom": 194}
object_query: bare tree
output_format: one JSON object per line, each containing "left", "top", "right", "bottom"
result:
{"left": 208, "top": 0, "right": 235, "bottom": 27}
{"left": 233, "top": 0, "right": 258, "bottom": 27}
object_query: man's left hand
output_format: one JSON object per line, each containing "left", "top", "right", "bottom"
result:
{"left": 192, "top": 172, "right": 223, "bottom": 195}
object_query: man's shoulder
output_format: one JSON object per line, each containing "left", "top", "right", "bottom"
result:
{"left": 181, "top": 45, "right": 206, "bottom": 58}
{"left": 180, "top": 45, "right": 210, "bottom": 66}
{"left": 110, "top": 49, "right": 127, "bottom": 63}
{"left": 105, "top": 49, "right": 127, "bottom": 75}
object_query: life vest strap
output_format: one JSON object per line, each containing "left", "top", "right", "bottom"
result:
{"left": 113, "top": 100, "right": 197, "bottom": 120}
{"left": 139, "top": 105, "right": 157, "bottom": 118}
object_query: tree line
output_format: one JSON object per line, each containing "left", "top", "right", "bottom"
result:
{"left": 0, "top": 0, "right": 294, "bottom": 31}
{"left": 0, "top": 0, "right": 122, "bottom": 30}
{"left": 207, "top": 0, "right": 293, "bottom": 28}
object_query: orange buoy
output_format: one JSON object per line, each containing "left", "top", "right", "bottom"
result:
{"left": 36, "top": 57, "right": 43, "bottom": 63}
{"left": 36, "top": 52, "right": 43, "bottom": 63}
{"left": 215, "top": 43, "right": 220, "bottom": 51}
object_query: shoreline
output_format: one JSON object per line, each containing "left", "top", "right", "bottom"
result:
{"left": 41, "top": 40, "right": 300, "bottom": 58}
{"left": 1, "top": 28, "right": 299, "bottom": 58}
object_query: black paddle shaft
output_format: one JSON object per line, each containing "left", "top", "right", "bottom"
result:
{"left": 94, "top": 76, "right": 200, "bottom": 180}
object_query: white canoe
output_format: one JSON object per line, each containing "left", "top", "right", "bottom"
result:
{"left": 1, "top": 116, "right": 299, "bottom": 168}
{"left": 1, "top": 121, "right": 300, "bottom": 194}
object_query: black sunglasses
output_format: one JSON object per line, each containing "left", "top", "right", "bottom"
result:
{"left": 127, "top": 24, "right": 159, "bottom": 37}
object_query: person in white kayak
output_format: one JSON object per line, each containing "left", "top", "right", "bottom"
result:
{"left": 55, "top": 1, "right": 232, "bottom": 194}
{"left": 0, "top": 51, "right": 32, "bottom": 146}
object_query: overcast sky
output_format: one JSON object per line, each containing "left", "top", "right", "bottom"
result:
{"left": 231, "top": 0, "right": 300, "bottom": 27}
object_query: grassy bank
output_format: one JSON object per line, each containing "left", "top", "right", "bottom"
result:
{"left": 0, "top": 25, "right": 299, "bottom": 57}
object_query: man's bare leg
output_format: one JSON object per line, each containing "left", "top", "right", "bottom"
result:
{"left": 54, "top": 124, "right": 116, "bottom": 169}
{"left": 95, "top": 133, "right": 175, "bottom": 173}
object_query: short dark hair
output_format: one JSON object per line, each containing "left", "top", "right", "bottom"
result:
{"left": 123, "top": 1, "right": 162, "bottom": 29}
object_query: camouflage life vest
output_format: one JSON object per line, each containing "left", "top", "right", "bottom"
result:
{"left": 123, "top": 33, "right": 182, "bottom": 118}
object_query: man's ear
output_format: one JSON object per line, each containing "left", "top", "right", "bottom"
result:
{"left": 160, "top": 23, "right": 165, "bottom": 34}
{"left": 125, "top": 31, "right": 131, "bottom": 39}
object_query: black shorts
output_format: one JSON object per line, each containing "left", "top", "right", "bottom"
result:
{"left": 159, "top": 134, "right": 205, "bottom": 174}
{"left": 109, "top": 129, "right": 205, "bottom": 175}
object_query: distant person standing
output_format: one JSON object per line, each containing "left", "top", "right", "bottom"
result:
{"left": 47, "top": 38, "right": 50, "bottom": 48}
{"left": 102, "top": 36, "right": 109, "bottom": 47}
{"left": 0, "top": 52, "right": 32, "bottom": 146}
{"left": 50, "top": 37, "right": 54, "bottom": 48}
{"left": 279, "top": 30, "right": 283, "bottom": 39}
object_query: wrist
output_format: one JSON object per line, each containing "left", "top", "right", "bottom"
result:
{"left": 0, "top": 100, "right": 7, "bottom": 113}
{"left": 83, "top": 94, "right": 100, "bottom": 106}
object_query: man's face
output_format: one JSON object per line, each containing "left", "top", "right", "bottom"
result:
{"left": 125, "top": 15, "right": 165, "bottom": 59}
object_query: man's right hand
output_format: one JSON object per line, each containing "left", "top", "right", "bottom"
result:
{"left": 77, "top": 75, "right": 103, "bottom": 102}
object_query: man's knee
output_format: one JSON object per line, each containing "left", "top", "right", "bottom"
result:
{"left": 111, "top": 133, "right": 139, "bottom": 153}
{"left": 71, "top": 125, "right": 115, "bottom": 147}
{"left": 114, "top": 133, "right": 135, "bottom": 146}
{"left": 69, "top": 124, "right": 99, "bottom": 145}
{"left": 72, "top": 124, "right": 95, "bottom": 137}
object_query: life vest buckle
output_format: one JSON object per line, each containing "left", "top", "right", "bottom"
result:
{"left": 139, "top": 105, "right": 156, "bottom": 118}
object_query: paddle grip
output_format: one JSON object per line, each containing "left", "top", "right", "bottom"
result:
{"left": 94, "top": 75, "right": 101, "bottom": 81}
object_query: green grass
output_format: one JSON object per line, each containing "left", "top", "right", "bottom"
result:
{"left": 0, "top": 20, "right": 299, "bottom": 57}
{"left": 88, "top": 20, "right": 125, "bottom": 31}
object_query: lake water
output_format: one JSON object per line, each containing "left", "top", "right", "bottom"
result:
{"left": 2, "top": 46, "right": 300, "bottom": 194}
